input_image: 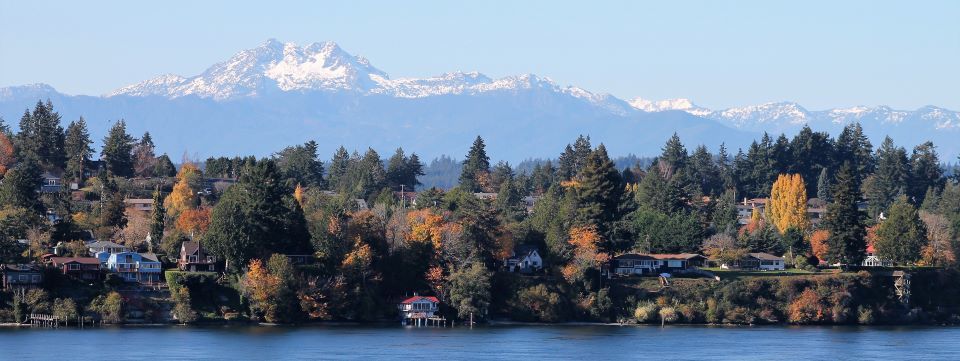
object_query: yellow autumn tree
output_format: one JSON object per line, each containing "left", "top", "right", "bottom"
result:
{"left": 242, "top": 259, "right": 281, "bottom": 322}
{"left": 165, "top": 163, "right": 201, "bottom": 217}
{"left": 293, "top": 183, "right": 304, "bottom": 207}
{"left": 562, "top": 225, "right": 609, "bottom": 287}
{"left": 406, "top": 209, "right": 445, "bottom": 250}
{"left": 768, "top": 173, "right": 809, "bottom": 233}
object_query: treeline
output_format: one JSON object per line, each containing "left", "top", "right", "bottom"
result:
{"left": 2, "top": 99, "right": 960, "bottom": 325}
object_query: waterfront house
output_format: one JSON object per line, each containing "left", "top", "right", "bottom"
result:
{"left": 1, "top": 264, "right": 43, "bottom": 289}
{"left": 398, "top": 295, "right": 440, "bottom": 321}
{"left": 610, "top": 253, "right": 706, "bottom": 276}
{"left": 104, "top": 252, "right": 163, "bottom": 283}
{"left": 503, "top": 245, "right": 543, "bottom": 273}
{"left": 49, "top": 257, "right": 101, "bottom": 281}
{"left": 719, "top": 252, "right": 785, "bottom": 271}
{"left": 178, "top": 241, "right": 217, "bottom": 272}
{"left": 862, "top": 243, "right": 893, "bottom": 267}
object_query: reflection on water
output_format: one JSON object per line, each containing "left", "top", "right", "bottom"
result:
{"left": 0, "top": 324, "right": 955, "bottom": 360}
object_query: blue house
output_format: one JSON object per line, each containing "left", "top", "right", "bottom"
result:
{"left": 103, "top": 252, "right": 162, "bottom": 283}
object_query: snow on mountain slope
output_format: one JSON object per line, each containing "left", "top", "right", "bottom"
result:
{"left": 107, "top": 39, "right": 625, "bottom": 113}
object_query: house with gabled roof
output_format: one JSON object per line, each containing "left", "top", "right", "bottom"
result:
{"left": 503, "top": 244, "right": 543, "bottom": 273}
{"left": 178, "top": 241, "right": 217, "bottom": 272}
{"left": 49, "top": 257, "right": 101, "bottom": 281}
{"left": 398, "top": 294, "right": 440, "bottom": 322}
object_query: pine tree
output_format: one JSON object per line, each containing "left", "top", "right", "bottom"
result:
{"left": 459, "top": 136, "right": 490, "bottom": 192}
{"left": 154, "top": 154, "right": 177, "bottom": 177}
{"left": 0, "top": 159, "right": 43, "bottom": 212}
{"left": 101, "top": 120, "right": 136, "bottom": 177}
{"left": 865, "top": 137, "right": 910, "bottom": 217}
{"left": 874, "top": 195, "right": 927, "bottom": 264}
{"left": 823, "top": 162, "right": 867, "bottom": 267}
{"left": 275, "top": 140, "right": 324, "bottom": 188}
{"left": 149, "top": 186, "right": 165, "bottom": 252}
{"left": 660, "top": 133, "right": 688, "bottom": 173}
{"left": 816, "top": 168, "right": 832, "bottom": 202}
{"left": 835, "top": 122, "right": 874, "bottom": 183}
{"left": 576, "top": 144, "right": 623, "bottom": 244}
{"left": 908, "top": 141, "right": 944, "bottom": 204}
{"left": 16, "top": 100, "right": 66, "bottom": 170}
{"left": 328, "top": 146, "right": 351, "bottom": 191}
{"left": 64, "top": 117, "right": 93, "bottom": 184}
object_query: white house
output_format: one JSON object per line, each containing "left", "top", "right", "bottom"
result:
{"left": 719, "top": 252, "right": 785, "bottom": 271}
{"left": 503, "top": 245, "right": 543, "bottom": 273}
{"left": 398, "top": 295, "right": 440, "bottom": 321}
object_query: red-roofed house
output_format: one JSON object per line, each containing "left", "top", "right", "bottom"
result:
{"left": 49, "top": 257, "right": 101, "bottom": 281}
{"left": 398, "top": 295, "right": 440, "bottom": 321}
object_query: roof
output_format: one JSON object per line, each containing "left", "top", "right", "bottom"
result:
{"left": 649, "top": 253, "right": 706, "bottom": 260}
{"left": 748, "top": 252, "right": 784, "bottom": 261}
{"left": 139, "top": 253, "right": 160, "bottom": 262}
{"left": 400, "top": 295, "right": 440, "bottom": 304}
{"left": 124, "top": 198, "right": 153, "bottom": 205}
{"left": 88, "top": 240, "right": 126, "bottom": 249}
{"left": 613, "top": 253, "right": 656, "bottom": 261}
{"left": 50, "top": 257, "right": 100, "bottom": 265}
{"left": 1, "top": 264, "right": 42, "bottom": 272}
{"left": 182, "top": 241, "right": 201, "bottom": 255}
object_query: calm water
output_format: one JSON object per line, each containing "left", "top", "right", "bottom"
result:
{"left": 0, "top": 324, "right": 956, "bottom": 360}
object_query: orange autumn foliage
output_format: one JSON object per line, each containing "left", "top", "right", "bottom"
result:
{"left": 165, "top": 162, "right": 201, "bottom": 217}
{"left": 175, "top": 207, "right": 212, "bottom": 236}
{"left": 810, "top": 229, "right": 830, "bottom": 262}
{"left": 242, "top": 259, "right": 281, "bottom": 320}
{"left": 406, "top": 209, "right": 445, "bottom": 250}
{"left": 564, "top": 225, "right": 610, "bottom": 284}
{"left": 788, "top": 288, "right": 826, "bottom": 324}
{"left": 0, "top": 132, "right": 14, "bottom": 176}
{"left": 293, "top": 183, "right": 304, "bottom": 207}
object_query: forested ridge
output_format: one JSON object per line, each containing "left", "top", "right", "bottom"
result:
{"left": 2, "top": 100, "right": 960, "bottom": 325}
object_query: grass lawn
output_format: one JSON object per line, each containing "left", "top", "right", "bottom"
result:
{"left": 700, "top": 267, "right": 824, "bottom": 280}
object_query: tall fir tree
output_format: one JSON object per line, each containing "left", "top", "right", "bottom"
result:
{"left": 816, "top": 167, "right": 832, "bottom": 202}
{"left": 149, "top": 186, "right": 165, "bottom": 252}
{"left": 823, "top": 162, "right": 867, "bottom": 266}
{"left": 16, "top": 100, "right": 66, "bottom": 170}
{"left": 864, "top": 136, "right": 910, "bottom": 217}
{"left": 575, "top": 144, "right": 623, "bottom": 245}
{"left": 908, "top": 141, "right": 944, "bottom": 204}
{"left": 101, "top": 120, "right": 136, "bottom": 177}
{"left": 459, "top": 136, "right": 491, "bottom": 192}
{"left": 328, "top": 146, "right": 351, "bottom": 191}
{"left": 64, "top": 117, "right": 93, "bottom": 184}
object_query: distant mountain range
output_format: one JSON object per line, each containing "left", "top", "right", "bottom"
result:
{"left": 1, "top": 39, "right": 957, "bottom": 163}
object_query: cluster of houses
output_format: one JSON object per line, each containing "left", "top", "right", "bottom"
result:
{"left": 0, "top": 238, "right": 221, "bottom": 290}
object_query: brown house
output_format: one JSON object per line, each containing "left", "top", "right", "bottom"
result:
{"left": 178, "top": 241, "right": 217, "bottom": 272}
{"left": 49, "top": 257, "right": 102, "bottom": 281}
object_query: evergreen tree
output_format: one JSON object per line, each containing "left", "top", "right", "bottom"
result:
{"left": 328, "top": 146, "right": 351, "bottom": 191}
{"left": 204, "top": 160, "right": 311, "bottom": 271}
{"left": 16, "top": 100, "right": 66, "bottom": 170}
{"left": 575, "top": 145, "right": 623, "bottom": 244}
{"left": 688, "top": 145, "right": 721, "bottom": 196}
{"left": 788, "top": 126, "right": 834, "bottom": 195}
{"left": 874, "top": 195, "right": 927, "bottom": 264}
{"left": 149, "top": 186, "right": 165, "bottom": 252}
{"left": 0, "top": 159, "right": 43, "bottom": 213}
{"left": 154, "top": 154, "right": 177, "bottom": 177}
{"left": 275, "top": 140, "right": 324, "bottom": 188}
{"left": 660, "top": 133, "right": 688, "bottom": 173}
{"left": 63, "top": 117, "right": 93, "bottom": 184}
{"left": 816, "top": 168, "right": 832, "bottom": 202}
{"left": 459, "top": 136, "right": 490, "bottom": 192}
{"left": 823, "top": 162, "right": 867, "bottom": 266}
{"left": 557, "top": 144, "right": 576, "bottom": 181}
{"left": 355, "top": 148, "right": 386, "bottom": 200}
{"left": 864, "top": 137, "right": 910, "bottom": 217}
{"left": 908, "top": 141, "right": 944, "bottom": 204}
{"left": 385, "top": 148, "right": 423, "bottom": 191}
{"left": 101, "top": 120, "right": 136, "bottom": 177}
{"left": 834, "top": 123, "right": 874, "bottom": 182}
{"left": 99, "top": 177, "right": 128, "bottom": 231}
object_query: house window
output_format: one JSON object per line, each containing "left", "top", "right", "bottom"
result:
{"left": 19, "top": 275, "right": 28, "bottom": 282}
{"left": 32, "top": 275, "right": 40, "bottom": 282}
{"left": 69, "top": 264, "right": 80, "bottom": 270}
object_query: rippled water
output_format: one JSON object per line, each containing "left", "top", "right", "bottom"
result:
{"left": 0, "top": 324, "right": 955, "bottom": 360}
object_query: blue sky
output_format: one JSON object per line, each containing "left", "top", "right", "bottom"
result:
{"left": 1, "top": 0, "right": 958, "bottom": 110}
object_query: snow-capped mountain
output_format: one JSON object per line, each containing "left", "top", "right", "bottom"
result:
{"left": 108, "top": 39, "right": 633, "bottom": 115}
{"left": 627, "top": 99, "right": 960, "bottom": 133}
{"left": 1, "top": 39, "right": 957, "bottom": 162}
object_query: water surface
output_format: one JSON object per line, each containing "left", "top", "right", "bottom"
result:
{"left": 0, "top": 324, "right": 954, "bottom": 360}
